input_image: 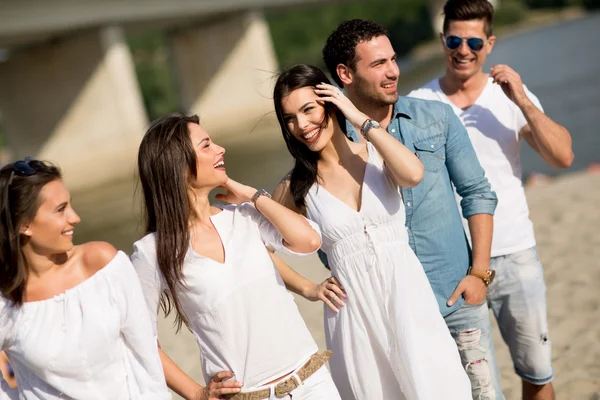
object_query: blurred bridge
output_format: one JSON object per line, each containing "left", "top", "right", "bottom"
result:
{"left": 0, "top": 0, "right": 328, "bottom": 191}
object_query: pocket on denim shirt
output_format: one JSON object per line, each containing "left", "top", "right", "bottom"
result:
{"left": 414, "top": 135, "right": 446, "bottom": 172}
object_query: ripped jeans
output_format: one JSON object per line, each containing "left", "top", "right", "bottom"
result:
{"left": 445, "top": 301, "right": 504, "bottom": 400}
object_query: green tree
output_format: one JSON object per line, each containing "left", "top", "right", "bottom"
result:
{"left": 495, "top": 0, "right": 528, "bottom": 26}
{"left": 127, "top": 32, "right": 179, "bottom": 120}
{"left": 266, "top": 0, "right": 433, "bottom": 69}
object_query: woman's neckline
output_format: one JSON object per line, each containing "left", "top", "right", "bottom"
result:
{"left": 21, "top": 251, "right": 124, "bottom": 307}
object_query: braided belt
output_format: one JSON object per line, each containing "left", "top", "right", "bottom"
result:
{"left": 227, "top": 350, "right": 332, "bottom": 400}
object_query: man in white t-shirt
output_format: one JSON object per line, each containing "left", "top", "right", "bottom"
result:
{"left": 409, "top": 1, "right": 573, "bottom": 399}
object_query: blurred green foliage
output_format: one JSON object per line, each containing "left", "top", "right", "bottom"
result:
{"left": 266, "top": 0, "right": 433, "bottom": 68}
{"left": 495, "top": 0, "right": 529, "bottom": 26}
{"left": 581, "top": 0, "right": 600, "bottom": 9}
{"left": 525, "top": 0, "right": 568, "bottom": 8}
{"left": 127, "top": 32, "right": 179, "bottom": 120}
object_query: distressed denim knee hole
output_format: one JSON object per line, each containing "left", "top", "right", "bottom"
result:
{"left": 467, "top": 360, "right": 496, "bottom": 400}
{"left": 456, "top": 329, "right": 496, "bottom": 400}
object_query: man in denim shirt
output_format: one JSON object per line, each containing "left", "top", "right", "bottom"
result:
{"left": 322, "top": 19, "right": 503, "bottom": 399}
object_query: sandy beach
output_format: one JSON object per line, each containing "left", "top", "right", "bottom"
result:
{"left": 156, "top": 170, "right": 600, "bottom": 399}
{"left": 492, "top": 171, "right": 600, "bottom": 399}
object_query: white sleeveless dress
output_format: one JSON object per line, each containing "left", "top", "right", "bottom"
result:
{"left": 305, "top": 143, "right": 472, "bottom": 400}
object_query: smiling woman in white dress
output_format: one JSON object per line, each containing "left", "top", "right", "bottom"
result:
{"left": 271, "top": 64, "right": 472, "bottom": 400}
{"left": 0, "top": 159, "right": 169, "bottom": 399}
{"left": 132, "top": 114, "right": 341, "bottom": 400}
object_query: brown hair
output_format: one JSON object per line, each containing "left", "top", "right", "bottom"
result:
{"left": 137, "top": 113, "right": 200, "bottom": 331}
{"left": 274, "top": 64, "right": 345, "bottom": 208}
{"left": 0, "top": 160, "right": 62, "bottom": 306}
{"left": 443, "top": 0, "right": 495, "bottom": 37}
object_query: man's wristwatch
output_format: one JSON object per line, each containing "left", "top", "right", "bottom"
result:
{"left": 251, "top": 188, "right": 272, "bottom": 204}
{"left": 359, "top": 118, "right": 381, "bottom": 140}
{"left": 468, "top": 266, "right": 496, "bottom": 286}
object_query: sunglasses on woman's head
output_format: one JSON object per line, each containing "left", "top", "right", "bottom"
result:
{"left": 8, "top": 157, "right": 37, "bottom": 185}
{"left": 445, "top": 36, "right": 485, "bottom": 52}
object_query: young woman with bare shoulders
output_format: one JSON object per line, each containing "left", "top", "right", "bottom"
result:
{"left": 0, "top": 159, "right": 168, "bottom": 399}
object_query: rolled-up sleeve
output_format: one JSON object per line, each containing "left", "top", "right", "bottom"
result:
{"left": 444, "top": 104, "right": 498, "bottom": 218}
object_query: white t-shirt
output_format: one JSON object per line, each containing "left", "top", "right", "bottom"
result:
{"left": 131, "top": 203, "right": 320, "bottom": 390}
{"left": 409, "top": 77, "right": 543, "bottom": 257}
{"left": 0, "top": 252, "right": 170, "bottom": 400}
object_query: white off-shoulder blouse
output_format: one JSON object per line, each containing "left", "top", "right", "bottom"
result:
{"left": 0, "top": 251, "right": 170, "bottom": 399}
{"left": 131, "top": 203, "right": 320, "bottom": 390}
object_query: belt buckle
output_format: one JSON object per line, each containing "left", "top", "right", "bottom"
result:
{"left": 274, "top": 376, "right": 299, "bottom": 397}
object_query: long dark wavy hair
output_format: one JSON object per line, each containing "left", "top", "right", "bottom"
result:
{"left": 274, "top": 64, "right": 345, "bottom": 208}
{"left": 0, "top": 160, "right": 62, "bottom": 306}
{"left": 137, "top": 113, "right": 200, "bottom": 331}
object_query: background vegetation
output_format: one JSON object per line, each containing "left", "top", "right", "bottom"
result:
{"left": 266, "top": 0, "right": 432, "bottom": 68}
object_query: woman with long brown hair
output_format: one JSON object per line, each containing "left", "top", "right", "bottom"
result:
{"left": 272, "top": 64, "right": 472, "bottom": 400}
{"left": 0, "top": 159, "right": 168, "bottom": 399}
{"left": 132, "top": 114, "right": 341, "bottom": 400}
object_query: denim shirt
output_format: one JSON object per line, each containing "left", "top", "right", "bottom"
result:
{"left": 321, "top": 96, "right": 497, "bottom": 316}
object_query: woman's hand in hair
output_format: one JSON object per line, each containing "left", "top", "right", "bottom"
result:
{"left": 215, "top": 178, "right": 256, "bottom": 205}
{"left": 197, "top": 371, "right": 242, "bottom": 400}
{"left": 304, "top": 276, "right": 347, "bottom": 313}
{"left": 313, "top": 83, "right": 368, "bottom": 129}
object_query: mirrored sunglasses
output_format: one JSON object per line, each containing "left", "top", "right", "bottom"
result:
{"left": 445, "top": 36, "right": 485, "bottom": 52}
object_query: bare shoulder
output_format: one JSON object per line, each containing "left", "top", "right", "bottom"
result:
{"left": 272, "top": 173, "right": 291, "bottom": 200}
{"left": 80, "top": 241, "right": 119, "bottom": 274}
{"left": 273, "top": 173, "right": 301, "bottom": 213}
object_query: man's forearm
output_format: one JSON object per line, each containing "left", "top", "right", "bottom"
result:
{"left": 521, "top": 101, "right": 574, "bottom": 169}
{"left": 467, "top": 213, "right": 494, "bottom": 271}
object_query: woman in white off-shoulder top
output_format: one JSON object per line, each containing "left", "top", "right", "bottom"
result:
{"left": 132, "top": 114, "right": 341, "bottom": 400}
{"left": 0, "top": 159, "right": 169, "bottom": 400}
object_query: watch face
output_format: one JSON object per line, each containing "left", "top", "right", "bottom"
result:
{"left": 372, "top": 121, "right": 381, "bottom": 129}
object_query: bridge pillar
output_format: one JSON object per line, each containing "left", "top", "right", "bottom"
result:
{"left": 169, "top": 11, "right": 278, "bottom": 142}
{"left": 0, "top": 26, "right": 148, "bottom": 191}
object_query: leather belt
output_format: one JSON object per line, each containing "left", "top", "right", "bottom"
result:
{"left": 227, "top": 350, "right": 332, "bottom": 399}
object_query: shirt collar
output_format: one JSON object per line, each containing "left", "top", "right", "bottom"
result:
{"left": 392, "top": 97, "right": 413, "bottom": 120}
